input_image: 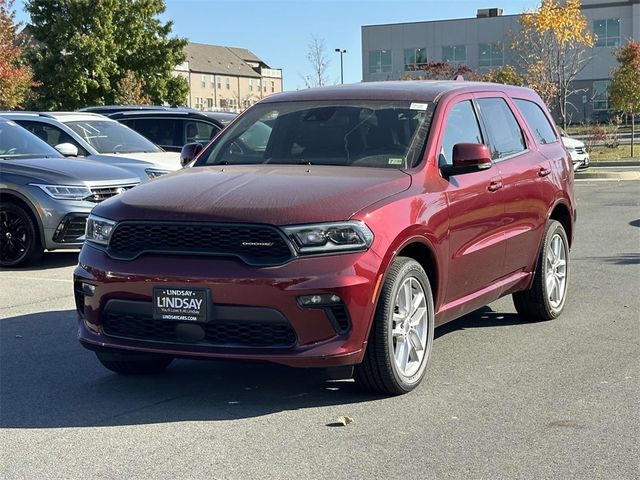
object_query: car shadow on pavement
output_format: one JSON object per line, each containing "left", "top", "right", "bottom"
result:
{"left": 2, "top": 251, "right": 79, "bottom": 272}
{"left": 1, "top": 305, "right": 524, "bottom": 430}
{"left": 435, "top": 306, "right": 526, "bottom": 339}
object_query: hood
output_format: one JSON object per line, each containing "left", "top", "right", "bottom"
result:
{"left": 561, "top": 136, "right": 585, "bottom": 148}
{"left": 92, "top": 151, "right": 181, "bottom": 171}
{"left": 101, "top": 152, "right": 182, "bottom": 171}
{"left": 0, "top": 156, "right": 140, "bottom": 185}
{"left": 93, "top": 165, "right": 412, "bottom": 225}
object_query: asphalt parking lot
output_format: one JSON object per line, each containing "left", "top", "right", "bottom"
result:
{"left": 1, "top": 180, "right": 638, "bottom": 480}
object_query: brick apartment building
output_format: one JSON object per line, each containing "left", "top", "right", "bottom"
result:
{"left": 174, "top": 42, "right": 283, "bottom": 112}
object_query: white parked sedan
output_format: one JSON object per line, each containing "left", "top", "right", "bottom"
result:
{"left": 1, "top": 112, "right": 182, "bottom": 180}
{"left": 559, "top": 128, "right": 590, "bottom": 171}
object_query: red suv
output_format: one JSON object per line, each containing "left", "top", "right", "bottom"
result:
{"left": 75, "top": 81, "right": 575, "bottom": 395}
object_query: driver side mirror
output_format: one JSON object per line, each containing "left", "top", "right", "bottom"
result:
{"left": 54, "top": 142, "right": 79, "bottom": 157}
{"left": 441, "top": 143, "right": 492, "bottom": 177}
{"left": 180, "top": 142, "right": 203, "bottom": 167}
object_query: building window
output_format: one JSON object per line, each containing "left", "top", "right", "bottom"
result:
{"left": 249, "top": 79, "right": 253, "bottom": 91}
{"left": 226, "top": 77, "right": 230, "bottom": 90}
{"left": 479, "top": 43, "right": 503, "bottom": 67}
{"left": 210, "top": 75, "right": 215, "bottom": 87}
{"left": 368, "top": 50, "right": 392, "bottom": 73}
{"left": 404, "top": 48, "right": 427, "bottom": 70}
{"left": 195, "top": 97, "right": 203, "bottom": 109}
{"left": 200, "top": 75, "right": 205, "bottom": 88}
{"left": 219, "top": 99, "right": 227, "bottom": 108}
{"left": 442, "top": 45, "right": 466, "bottom": 67}
{"left": 593, "top": 80, "right": 610, "bottom": 110}
{"left": 593, "top": 19, "right": 620, "bottom": 47}
{"left": 271, "top": 80, "right": 274, "bottom": 93}
{"left": 217, "top": 76, "right": 221, "bottom": 89}
{"left": 207, "top": 98, "right": 214, "bottom": 109}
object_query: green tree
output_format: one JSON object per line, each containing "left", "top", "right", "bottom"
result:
{"left": 610, "top": 41, "right": 640, "bottom": 157}
{"left": 25, "top": 0, "right": 188, "bottom": 109}
{"left": 0, "top": 0, "right": 37, "bottom": 109}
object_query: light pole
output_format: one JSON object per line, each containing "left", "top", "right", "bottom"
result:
{"left": 335, "top": 48, "right": 346, "bottom": 84}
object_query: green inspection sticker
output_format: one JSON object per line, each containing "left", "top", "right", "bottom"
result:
{"left": 388, "top": 157, "right": 404, "bottom": 165}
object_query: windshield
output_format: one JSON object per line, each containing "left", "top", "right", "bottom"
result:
{"left": 0, "top": 119, "right": 62, "bottom": 159}
{"left": 65, "top": 120, "right": 162, "bottom": 154}
{"left": 195, "top": 100, "right": 433, "bottom": 169}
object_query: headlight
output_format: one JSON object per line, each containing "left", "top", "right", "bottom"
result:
{"left": 85, "top": 215, "right": 116, "bottom": 245}
{"left": 31, "top": 184, "right": 92, "bottom": 200}
{"left": 145, "top": 168, "right": 171, "bottom": 179}
{"left": 282, "top": 221, "right": 374, "bottom": 254}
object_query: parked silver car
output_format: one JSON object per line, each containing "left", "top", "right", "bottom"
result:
{"left": 0, "top": 112, "right": 182, "bottom": 180}
{"left": 0, "top": 118, "right": 139, "bottom": 267}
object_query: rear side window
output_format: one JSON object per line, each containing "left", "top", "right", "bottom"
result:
{"left": 183, "top": 120, "right": 219, "bottom": 146}
{"left": 440, "top": 100, "right": 484, "bottom": 165}
{"left": 514, "top": 99, "right": 558, "bottom": 145}
{"left": 477, "top": 98, "right": 526, "bottom": 160}
{"left": 126, "top": 118, "right": 179, "bottom": 147}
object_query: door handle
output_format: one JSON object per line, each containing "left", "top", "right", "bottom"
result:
{"left": 488, "top": 180, "right": 503, "bottom": 192}
{"left": 538, "top": 167, "right": 551, "bottom": 177}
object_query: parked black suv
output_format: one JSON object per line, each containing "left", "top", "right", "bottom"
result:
{"left": 80, "top": 107, "right": 236, "bottom": 152}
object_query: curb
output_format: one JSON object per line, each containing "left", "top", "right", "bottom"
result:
{"left": 575, "top": 167, "right": 640, "bottom": 181}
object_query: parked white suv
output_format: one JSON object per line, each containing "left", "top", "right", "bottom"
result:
{"left": 559, "top": 129, "right": 590, "bottom": 171}
{"left": 1, "top": 112, "right": 182, "bottom": 180}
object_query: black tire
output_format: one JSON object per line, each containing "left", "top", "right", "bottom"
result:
{"left": 513, "top": 220, "right": 570, "bottom": 321}
{"left": 95, "top": 351, "right": 173, "bottom": 375}
{"left": 355, "top": 257, "right": 435, "bottom": 395}
{"left": 0, "top": 201, "right": 43, "bottom": 267}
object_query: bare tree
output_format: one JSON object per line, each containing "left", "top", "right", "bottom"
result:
{"left": 302, "top": 35, "right": 330, "bottom": 88}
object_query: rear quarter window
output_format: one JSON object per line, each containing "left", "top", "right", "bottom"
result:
{"left": 513, "top": 99, "right": 558, "bottom": 145}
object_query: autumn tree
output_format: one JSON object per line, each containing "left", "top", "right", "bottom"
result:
{"left": 24, "top": 0, "right": 188, "bottom": 109}
{"left": 482, "top": 65, "right": 524, "bottom": 86}
{"left": 302, "top": 35, "right": 331, "bottom": 88}
{"left": 0, "top": 0, "right": 37, "bottom": 109}
{"left": 402, "top": 61, "right": 477, "bottom": 81}
{"left": 513, "top": 0, "right": 594, "bottom": 128}
{"left": 610, "top": 40, "right": 640, "bottom": 157}
{"left": 114, "top": 70, "right": 151, "bottom": 105}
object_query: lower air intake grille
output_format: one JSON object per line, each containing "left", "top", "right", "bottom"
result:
{"left": 102, "top": 311, "right": 297, "bottom": 348}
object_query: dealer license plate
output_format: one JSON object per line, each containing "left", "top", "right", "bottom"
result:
{"left": 153, "top": 287, "right": 209, "bottom": 322}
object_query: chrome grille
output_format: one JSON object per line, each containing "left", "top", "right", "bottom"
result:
{"left": 87, "top": 183, "right": 138, "bottom": 203}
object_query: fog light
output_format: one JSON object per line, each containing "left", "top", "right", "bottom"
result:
{"left": 81, "top": 282, "right": 96, "bottom": 296}
{"left": 298, "top": 294, "right": 342, "bottom": 307}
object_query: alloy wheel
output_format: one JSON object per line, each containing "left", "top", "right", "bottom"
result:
{"left": 390, "top": 276, "right": 429, "bottom": 378}
{"left": 0, "top": 208, "right": 30, "bottom": 265}
{"left": 546, "top": 233, "right": 567, "bottom": 309}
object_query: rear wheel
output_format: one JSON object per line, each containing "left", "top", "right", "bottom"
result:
{"left": 95, "top": 351, "right": 173, "bottom": 375}
{"left": 0, "top": 201, "right": 43, "bottom": 267}
{"left": 355, "top": 257, "right": 434, "bottom": 395}
{"left": 513, "top": 220, "right": 569, "bottom": 321}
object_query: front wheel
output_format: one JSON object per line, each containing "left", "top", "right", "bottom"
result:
{"left": 513, "top": 220, "right": 570, "bottom": 321}
{"left": 355, "top": 257, "right": 434, "bottom": 395}
{"left": 95, "top": 351, "right": 173, "bottom": 375}
{"left": 0, "top": 201, "right": 43, "bottom": 267}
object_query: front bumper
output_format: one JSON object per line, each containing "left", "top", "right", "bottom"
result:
{"left": 24, "top": 186, "right": 97, "bottom": 250}
{"left": 74, "top": 244, "right": 383, "bottom": 367}
{"left": 569, "top": 151, "right": 590, "bottom": 171}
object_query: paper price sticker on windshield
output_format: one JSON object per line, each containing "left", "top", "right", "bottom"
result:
{"left": 410, "top": 103, "right": 429, "bottom": 111}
